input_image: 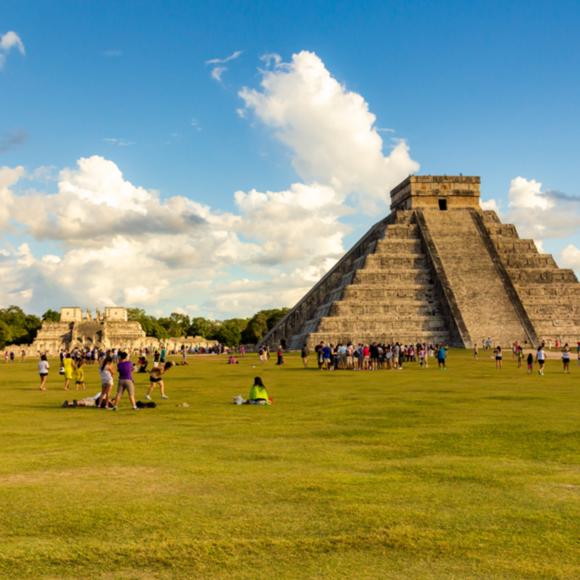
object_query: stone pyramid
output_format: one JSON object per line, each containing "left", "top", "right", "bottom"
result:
{"left": 263, "top": 176, "right": 579, "bottom": 349}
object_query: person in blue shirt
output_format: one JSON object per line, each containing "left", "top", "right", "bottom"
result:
{"left": 322, "top": 344, "right": 332, "bottom": 370}
{"left": 437, "top": 345, "right": 447, "bottom": 370}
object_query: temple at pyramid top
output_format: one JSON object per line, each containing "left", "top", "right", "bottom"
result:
{"left": 263, "top": 174, "right": 579, "bottom": 350}
{"left": 390, "top": 175, "right": 480, "bottom": 211}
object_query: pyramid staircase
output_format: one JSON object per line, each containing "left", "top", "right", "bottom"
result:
{"left": 267, "top": 211, "right": 450, "bottom": 349}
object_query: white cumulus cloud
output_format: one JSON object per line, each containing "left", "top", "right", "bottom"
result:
{"left": 239, "top": 50, "right": 419, "bottom": 210}
{"left": 505, "top": 176, "right": 579, "bottom": 241}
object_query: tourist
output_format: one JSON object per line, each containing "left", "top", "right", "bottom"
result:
{"left": 181, "top": 346, "right": 188, "bottom": 365}
{"left": 74, "top": 359, "right": 86, "bottom": 391}
{"left": 301, "top": 344, "right": 308, "bottom": 368}
{"left": 98, "top": 355, "right": 115, "bottom": 408}
{"left": 473, "top": 343, "right": 478, "bottom": 359}
{"left": 526, "top": 352, "right": 534, "bottom": 374}
{"left": 112, "top": 352, "right": 138, "bottom": 410}
{"left": 418, "top": 345, "right": 426, "bottom": 368}
{"left": 137, "top": 355, "right": 148, "bottom": 373}
{"left": 62, "top": 392, "right": 105, "bottom": 408}
{"left": 322, "top": 343, "right": 332, "bottom": 370}
{"left": 517, "top": 345, "right": 524, "bottom": 368}
{"left": 437, "top": 345, "right": 447, "bottom": 370}
{"left": 38, "top": 354, "right": 49, "bottom": 391}
{"left": 536, "top": 344, "right": 546, "bottom": 376}
{"left": 494, "top": 345, "right": 503, "bottom": 369}
{"left": 561, "top": 343, "right": 571, "bottom": 373}
{"left": 153, "top": 350, "right": 160, "bottom": 368}
{"left": 146, "top": 361, "right": 172, "bottom": 400}
{"left": 246, "top": 376, "right": 271, "bottom": 405}
{"left": 63, "top": 353, "right": 74, "bottom": 391}
{"left": 276, "top": 345, "right": 284, "bottom": 366}
{"left": 398, "top": 345, "right": 405, "bottom": 370}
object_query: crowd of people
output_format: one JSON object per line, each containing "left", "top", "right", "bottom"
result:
{"left": 304, "top": 341, "right": 449, "bottom": 371}
{"left": 37, "top": 347, "right": 174, "bottom": 410}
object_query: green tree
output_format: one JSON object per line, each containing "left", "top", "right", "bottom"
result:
{"left": 241, "top": 313, "right": 268, "bottom": 344}
{"left": 0, "top": 320, "right": 11, "bottom": 350}
{"left": 187, "top": 317, "right": 218, "bottom": 338}
{"left": 0, "top": 306, "right": 41, "bottom": 345}
{"left": 264, "top": 308, "right": 290, "bottom": 330}
{"left": 41, "top": 309, "right": 61, "bottom": 322}
{"left": 212, "top": 320, "right": 242, "bottom": 346}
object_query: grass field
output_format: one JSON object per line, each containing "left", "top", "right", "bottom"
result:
{"left": 0, "top": 350, "right": 578, "bottom": 578}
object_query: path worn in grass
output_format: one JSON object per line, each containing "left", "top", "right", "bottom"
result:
{"left": 0, "top": 350, "right": 578, "bottom": 578}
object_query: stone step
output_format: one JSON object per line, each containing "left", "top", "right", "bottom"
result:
{"left": 485, "top": 224, "right": 519, "bottom": 238}
{"left": 354, "top": 270, "right": 432, "bottom": 284}
{"left": 516, "top": 283, "right": 580, "bottom": 298}
{"left": 385, "top": 224, "right": 420, "bottom": 239}
{"left": 523, "top": 304, "right": 580, "bottom": 318}
{"left": 494, "top": 239, "right": 538, "bottom": 253}
{"left": 330, "top": 302, "right": 441, "bottom": 316}
{"left": 318, "top": 317, "right": 448, "bottom": 333}
{"left": 343, "top": 286, "right": 437, "bottom": 301}
{"left": 374, "top": 238, "right": 423, "bottom": 253}
{"left": 508, "top": 269, "right": 578, "bottom": 283}
{"left": 502, "top": 255, "right": 557, "bottom": 268}
{"left": 364, "top": 254, "right": 427, "bottom": 269}
{"left": 481, "top": 210, "right": 501, "bottom": 224}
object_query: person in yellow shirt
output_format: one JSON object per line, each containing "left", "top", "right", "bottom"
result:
{"left": 247, "top": 377, "right": 271, "bottom": 405}
{"left": 63, "top": 354, "right": 74, "bottom": 391}
{"left": 75, "top": 359, "right": 86, "bottom": 391}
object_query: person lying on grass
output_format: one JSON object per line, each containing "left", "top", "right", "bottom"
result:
{"left": 62, "top": 393, "right": 156, "bottom": 408}
{"left": 146, "top": 361, "right": 173, "bottom": 401}
{"left": 62, "top": 392, "right": 112, "bottom": 408}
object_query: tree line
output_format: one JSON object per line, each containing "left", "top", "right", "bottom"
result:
{"left": 0, "top": 305, "right": 289, "bottom": 349}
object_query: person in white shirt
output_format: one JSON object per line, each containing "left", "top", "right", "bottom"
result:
{"left": 38, "top": 354, "right": 49, "bottom": 391}
{"left": 536, "top": 345, "right": 546, "bottom": 376}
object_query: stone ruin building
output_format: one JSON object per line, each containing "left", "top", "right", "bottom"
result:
{"left": 32, "top": 307, "right": 150, "bottom": 354}
{"left": 29, "top": 306, "right": 217, "bottom": 355}
{"left": 263, "top": 175, "right": 580, "bottom": 349}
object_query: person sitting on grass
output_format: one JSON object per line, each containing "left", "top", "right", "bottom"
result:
{"left": 247, "top": 376, "right": 271, "bottom": 405}
{"left": 146, "top": 361, "right": 172, "bottom": 401}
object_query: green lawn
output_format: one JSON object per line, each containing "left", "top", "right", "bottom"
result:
{"left": 0, "top": 350, "right": 578, "bottom": 578}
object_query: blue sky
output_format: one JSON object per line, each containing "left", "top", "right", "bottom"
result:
{"left": 1, "top": 0, "right": 579, "bottom": 317}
